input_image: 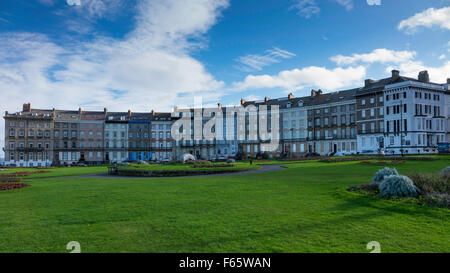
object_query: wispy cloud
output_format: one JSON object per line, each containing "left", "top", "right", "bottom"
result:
{"left": 366, "top": 0, "right": 381, "bottom": 6}
{"left": 398, "top": 7, "right": 450, "bottom": 34}
{"left": 335, "top": 0, "right": 353, "bottom": 11}
{"left": 291, "top": 0, "right": 320, "bottom": 19}
{"left": 236, "top": 47, "right": 296, "bottom": 72}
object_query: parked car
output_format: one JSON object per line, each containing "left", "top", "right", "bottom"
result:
{"left": 304, "top": 152, "right": 321, "bottom": 158}
{"left": 359, "top": 150, "right": 377, "bottom": 155}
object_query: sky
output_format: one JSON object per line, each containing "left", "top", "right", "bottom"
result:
{"left": 0, "top": 0, "right": 450, "bottom": 154}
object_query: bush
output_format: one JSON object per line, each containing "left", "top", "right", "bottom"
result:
{"left": 440, "top": 167, "right": 450, "bottom": 176}
{"left": 372, "top": 167, "right": 399, "bottom": 183}
{"left": 420, "top": 193, "right": 450, "bottom": 208}
{"left": 409, "top": 173, "right": 450, "bottom": 195}
{"left": 379, "top": 175, "right": 420, "bottom": 198}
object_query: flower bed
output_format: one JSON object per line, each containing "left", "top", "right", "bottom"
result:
{"left": 360, "top": 160, "right": 405, "bottom": 165}
{"left": 115, "top": 168, "right": 251, "bottom": 177}
{"left": 348, "top": 167, "right": 450, "bottom": 208}
{"left": 0, "top": 176, "right": 23, "bottom": 183}
{"left": 0, "top": 182, "right": 30, "bottom": 191}
{"left": 191, "top": 164, "right": 234, "bottom": 168}
{"left": 0, "top": 170, "right": 50, "bottom": 177}
{"left": 322, "top": 157, "right": 437, "bottom": 163}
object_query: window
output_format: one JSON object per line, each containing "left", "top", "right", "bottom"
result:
{"left": 361, "top": 99, "right": 366, "bottom": 106}
{"left": 10, "top": 142, "right": 14, "bottom": 149}
{"left": 361, "top": 110, "right": 366, "bottom": 118}
{"left": 10, "top": 152, "right": 15, "bottom": 161}
{"left": 9, "top": 129, "right": 15, "bottom": 136}
{"left": 370, "top": 98, "right": 374, "bottom": 104}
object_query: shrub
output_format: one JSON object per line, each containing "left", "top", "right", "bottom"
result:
{"left": 420, "top": 193, "right": 450, "bottom": 208}
{"left": 440, "top": 167, "right": 450, "bottom": 176}
{"left": 409, "top": 173, "right": 450, "bottom": 195}
{"left": 379, "top": 175, "right": 420, "bottom": 198}
{"left": 372, "top": 167, "right": 399, "bottom": 183}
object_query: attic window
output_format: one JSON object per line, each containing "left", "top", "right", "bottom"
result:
{"left": 298, "top": 101, "right": 303, "bottom": 107}
{"left": 287, "top": 103, "right": 292, "bottom": 108}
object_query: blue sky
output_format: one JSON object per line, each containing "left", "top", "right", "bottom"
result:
{"left": 0, "top": 0, "right": 449, "bottom": 151}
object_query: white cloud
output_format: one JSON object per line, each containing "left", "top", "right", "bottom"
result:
{"left": 233, "top": 65, "right": 366, "bottom": 91}
{"left": 0, "top": 0, "right": 229, "bottom": 151}
{"left": 236, "top": 47, "right": 296, "bottom": 72}
{"left": 335, "top": 0, "right": 353, "bottom": 11}
{"left": 398, "top": 7, "right": 450, "bottom": 34}
{"left": 66, "top": 0, "right": 81, "bottom": 6}
{"left": 385, "top": 61, "right": 450, "bottom": 83}
{"left": 291, "top": 0, "right": 320, "bottom": 18}
{"left": 366, "top": 0, "right": 381, "bottom": 6}
{"left": 439, "top": 54, "right": 446, "bottom": 60}
{"left": 330, "top": 48, "right": 417, "bottom": 66}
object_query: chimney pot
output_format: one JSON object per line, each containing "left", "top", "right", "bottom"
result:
{"left": 240, "top": 98, "right": 246, "bottom": 106}
{"left": 104, "top": 108, "right": 107, "bottom": 115}
{"left": 447, "top": 78, "right": 450, "bottom": 84}
{"left": 151, "top": 109, "right": 155, "bottom": 115}
{"left": 311, "top": 89, "right": 317, "bottom": 97}
{"left": 128, "top": 109, "right": 131, "bottom": 117}
{"left": 391, "top": 70, "right": 400, "bottom": 81}
{"left": 264, "top": 97, "right": 270, "bottom": 102}
{"left": 288, "top": 93, "right": 294, "bottom": 100}
{"left": 22, "top": 103, "right": 31, "bottom": 112}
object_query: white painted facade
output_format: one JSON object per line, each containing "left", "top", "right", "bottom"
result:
{"left": 383, "top": 81, "right": 449, "bottom": 155}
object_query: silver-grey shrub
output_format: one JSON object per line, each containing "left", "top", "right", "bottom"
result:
{"left": 379, "top": 175, "right": 420, "bottom": 198}
{"left": 372, "top": 167, "right": 399, "bottom": 183}
{"left": 440, "top": 167, "right": 450, "bottom": 176}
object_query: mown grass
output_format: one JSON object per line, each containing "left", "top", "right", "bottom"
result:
{"left": 0, "top": 157, "right": 448, "bottom": 253}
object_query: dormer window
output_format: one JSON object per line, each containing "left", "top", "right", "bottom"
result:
{"left": 287, "top": 103, "right": 292, "bottom": 108}
{"left": 298, "top": 101, "right": 304, "bottom": 107}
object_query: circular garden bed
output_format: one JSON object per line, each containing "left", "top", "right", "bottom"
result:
{"left": 109, "top": 162, "right": 259, "bottom": 177}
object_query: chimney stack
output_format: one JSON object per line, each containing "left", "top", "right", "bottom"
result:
{"left": 22, "top": 103, "right": 31, "bottom": 112}
{"left": 151, "top": 109, "right": 155, "bottom": 115}
{"left": 418, "top": 71, "right": 430, "bottom": 83}
{"left": 288, "top": 93, "right": 294, "bottom": 100}
{"left": 5, "top": 111, "right": 8, "bottom": 115}
{"left": 311, "top": 89, "right": 317, "bottom": 97}
{"left": 128, "top": 109, "right": 132, "bottom": 117}
{"left": 391, "top": 70, "right": 400, "bottom": 81}
{"left": 447, "top": 78, "right": 450, "bottom": 84}
{"left": 365, "top": 79, "right": 374, "bottom": 87}
{"left": 217, "top": 103, "right": 222, "bottom": 109}
{"left": 318, "top": 89, "right": 323, "bottom": 95}
{"left": 104, "top": 108, "right": 108, "bottom": 115}
{"left": 78, "top": 107, "right": 82, "bottom": 115}
{"left": 264, "top": 97, "right": 270, "bottom": 102}
{"left": 240, "top": 98, "right": 246, "bottom": 106}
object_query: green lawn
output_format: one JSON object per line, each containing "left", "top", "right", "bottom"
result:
{"left": 0, "top": 166, "right": 108, "bottom": 178}
{"left": 0, "top": 157, "right": 449, "bottom": 253}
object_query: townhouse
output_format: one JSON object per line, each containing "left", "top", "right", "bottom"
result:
{"left": 2, "top": 70, "right": 449, "bottom": 166}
